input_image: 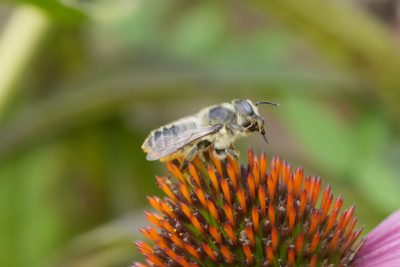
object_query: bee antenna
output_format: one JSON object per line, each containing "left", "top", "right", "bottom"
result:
{"left": 256, "top": 101, "right": 279, "bottom": 107}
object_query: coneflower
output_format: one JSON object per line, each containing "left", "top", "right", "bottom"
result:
{"left": 355, "top": 209, "right": 400, "bottom": 267}
{"left": 134, "top": 149, "right": 365, "bottom": 266}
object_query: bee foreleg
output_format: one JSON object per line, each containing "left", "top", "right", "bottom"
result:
{"left": 226, "top": 123, "right": 244, "bottom": 135}
{"left": 214, "top": 149, "right": 227, "bottom": 160}
{"left": 226, "top": 147, "right": 239, "bottom": 159}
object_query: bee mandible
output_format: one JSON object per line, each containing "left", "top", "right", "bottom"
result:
{"left": 142, "top": 99, "right": 278, "bottom": 164}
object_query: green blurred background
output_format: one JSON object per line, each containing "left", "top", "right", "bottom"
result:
{"left": 0, "top": 0, "right": 399, "bottom": 266}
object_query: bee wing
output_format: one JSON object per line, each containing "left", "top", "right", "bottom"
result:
{"left": 146, "top": 124, "right": 222, "bottom": 161}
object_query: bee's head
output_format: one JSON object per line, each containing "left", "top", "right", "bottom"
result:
{"left": 232, "top": 99, "right": 279, "bottom": 143}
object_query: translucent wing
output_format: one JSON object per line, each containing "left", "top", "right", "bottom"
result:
{"left": 145, "top": 124, "right": 221, "bottom": 161}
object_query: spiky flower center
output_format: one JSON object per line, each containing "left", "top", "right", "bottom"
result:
{"left": 135, "top": 150, "right": 364, "bottom": 267}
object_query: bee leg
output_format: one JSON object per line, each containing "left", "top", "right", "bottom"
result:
{"left": 170, "top": 159, "right": 181, "bottom": 168}
{"left": 225, "top": 123, "right": 244, "bottom": 135}
{"left": 214, "top": 148, "right": 228, "bottom": 160}
{"left": 226, "top": 147, "right": 239, "bottom": 159}
{"left": 229, "top": 143, "right": 237, "bottom": 151}
{"left": 185, "top": 141, "right": 211, "bottom": 163}
{"left": 174, "top": 156, "right": 186, "bottom": 169}
{"left": 179, "top": 161, "right": 189, "bottom": 170}
{"left": 196, "top": 140, "right": 212, "bottom": 161}
{"left": 214, "top": 147, "right": 239, "bottom": 160}
{"left": 185, "top": 145, "right": 198, "bottom": 162}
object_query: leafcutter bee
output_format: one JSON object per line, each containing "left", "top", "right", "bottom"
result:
{"left": 142, "top": 99, "right": 278, "bottom": 164}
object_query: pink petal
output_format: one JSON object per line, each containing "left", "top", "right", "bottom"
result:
{"left": 356, "top": 210, "right": 400, "bottom": 267}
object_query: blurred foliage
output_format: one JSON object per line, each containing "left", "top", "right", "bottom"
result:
{"left": 0, "top": 0, "right": 399, "bottom": 266}
{"left": 9, "top": 0, "right": 85, "bottom": 23}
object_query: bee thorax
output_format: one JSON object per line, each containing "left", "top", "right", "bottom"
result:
{"left": 213, "top": 125, "right": 243, "bottom": 150}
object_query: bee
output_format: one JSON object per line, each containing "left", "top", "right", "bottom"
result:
{"left": 142, "top": 99, "right": 278, "bottom": 164}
